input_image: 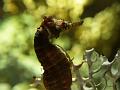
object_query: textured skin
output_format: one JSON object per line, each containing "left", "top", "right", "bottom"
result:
{"left": 34, "top": 28, "right": 72, "bottom": 90}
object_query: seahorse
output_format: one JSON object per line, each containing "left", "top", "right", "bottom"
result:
{"left": 34, "top": 16, "right": 83, "bottom": 90}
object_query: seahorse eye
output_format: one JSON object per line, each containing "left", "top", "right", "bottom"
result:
{"left": 61, "top": 21, "right": 70, "bottom": 29}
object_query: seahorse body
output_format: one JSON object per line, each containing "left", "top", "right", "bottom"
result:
{"left": 34, "top": 16, "right": 72, "bottom": 90}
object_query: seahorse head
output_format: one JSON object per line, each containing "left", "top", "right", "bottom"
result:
{"left": 40, "top": 16, "right": 72, "bottom": 38}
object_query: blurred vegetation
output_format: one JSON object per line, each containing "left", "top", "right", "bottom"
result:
{"left": 0, "top": 0, "right": 120, "bottom": 90}
{"left": 72, "top": 48, "right": 120, "bottom": 90}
